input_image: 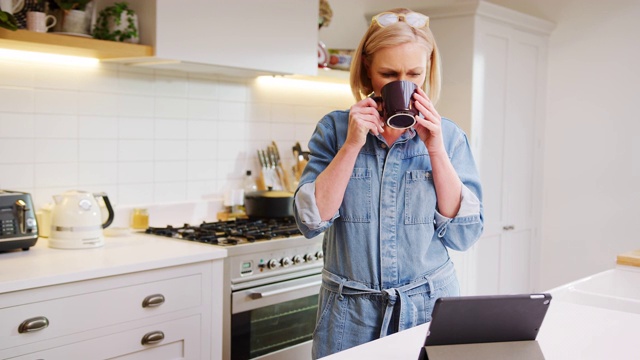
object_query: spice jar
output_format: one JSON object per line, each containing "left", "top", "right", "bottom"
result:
{"left": 130, "top": 208, "right": 149, "bottom": 230}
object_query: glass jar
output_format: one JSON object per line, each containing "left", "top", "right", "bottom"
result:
{"left": 130, "top": 208, "right": 149, "bottom": 230}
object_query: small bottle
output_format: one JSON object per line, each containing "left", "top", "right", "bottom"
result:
{"left": 244, "top": 170, "right": 257, "bottom": 193}
{"left": 131, "top": 208, "right": 149, "bottom": 230}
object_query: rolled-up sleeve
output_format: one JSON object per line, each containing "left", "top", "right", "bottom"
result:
{"left": 294, "top": 182, "right": 338, "bottom": 238}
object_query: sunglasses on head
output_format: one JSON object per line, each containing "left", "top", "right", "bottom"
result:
{"left": 372, "top": 12, "right": 430, "bottom": 29}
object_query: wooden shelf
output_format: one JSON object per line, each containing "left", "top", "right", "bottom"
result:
{"left": 0, "top": 28, "right": 153, "bottom": 60}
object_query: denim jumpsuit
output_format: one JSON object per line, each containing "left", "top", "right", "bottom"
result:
{"left": 294, "top": 110, "right": 484, "bottom": 359}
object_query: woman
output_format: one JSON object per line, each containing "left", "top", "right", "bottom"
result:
{"left": 294, "top": 8, "right": 484, "bottom": 359}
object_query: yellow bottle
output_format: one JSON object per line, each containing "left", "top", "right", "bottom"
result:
{"left": 131, "top": 208, "right": 149, "bottom": 229}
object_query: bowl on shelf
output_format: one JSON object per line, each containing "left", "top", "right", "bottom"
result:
{"left": 327, "top": 49, "right": 354, "bottom": 71}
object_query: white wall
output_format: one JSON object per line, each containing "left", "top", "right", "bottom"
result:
{"left": 541, "top": 0, "right": 640, "bottom": 288}
{"left": 0, "top": 60, "right": 352, "bottom": 211}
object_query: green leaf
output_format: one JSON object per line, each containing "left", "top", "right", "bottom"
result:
{"left": 0, "top": 10, "right": 19, "bottom": 31}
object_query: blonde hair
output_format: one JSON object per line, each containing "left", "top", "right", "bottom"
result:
{"left": 350, "top": 8, "right": 441, "bottom": 104}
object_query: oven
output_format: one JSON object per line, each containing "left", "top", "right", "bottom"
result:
{"left": 146, "top": 218, "right": 324, "bottom": 360}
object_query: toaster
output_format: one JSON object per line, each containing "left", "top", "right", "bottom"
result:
{"left": 0, "top": 190, "right": 38, "bottom": 252}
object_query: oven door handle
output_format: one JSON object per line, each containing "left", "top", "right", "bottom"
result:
{"left": 249, "top": 280, "right": 322, "bottom": 299}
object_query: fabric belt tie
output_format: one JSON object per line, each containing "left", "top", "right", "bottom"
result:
{"left": 321, "top": 262, "right": 451, "bottom": 338}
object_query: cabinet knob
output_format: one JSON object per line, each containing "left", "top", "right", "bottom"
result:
{"left": 142, "top": 294, "right": 165, "bottom": 308}
{"left": 141, "top": 331, "right": 165, "bottom": 345}
{"left": 502, "top": 225, "right": 515, "bottom": 231}
{"left": 18, "top": 316, "right": 49, "bottom": 333}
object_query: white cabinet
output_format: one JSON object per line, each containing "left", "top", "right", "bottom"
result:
{"left": 0, "top": 261, "right": 222, "bottom": 359}
{"left": 107, "top": 0, "right": 319, "bottom": 76}
{"left": 424, "top": 1, "right": 554, "bottom": 295}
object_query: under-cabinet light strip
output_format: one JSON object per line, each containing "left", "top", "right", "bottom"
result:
{"left": 0, "top": 48, "right": 99, "bottom": 67}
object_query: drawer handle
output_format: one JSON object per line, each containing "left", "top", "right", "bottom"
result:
{"left": 18, "top": 316, "right": 49, "bottom": 333}
{"left": 142, "top": 294, "right": 165, "bottom": 308}
{"left": 141, "top": 331, "right": 165, "bottom": 345}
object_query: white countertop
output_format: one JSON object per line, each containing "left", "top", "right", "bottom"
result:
{"left": 321, "top": 300, "right": 640, "bottom": 359}
{"left": 0, "top": 233, "right": 227, "bottom": 294}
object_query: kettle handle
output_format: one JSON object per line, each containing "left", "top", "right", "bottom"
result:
{"left": 94, "top": 192, "right": 114, "bottom": 229}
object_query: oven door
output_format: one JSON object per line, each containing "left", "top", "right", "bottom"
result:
{"left": 231, "top": 273, "right": 322, "bottom": 360}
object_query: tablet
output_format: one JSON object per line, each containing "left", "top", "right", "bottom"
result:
{"left": 424, "top": 293, "right": 552, "bottom": 346}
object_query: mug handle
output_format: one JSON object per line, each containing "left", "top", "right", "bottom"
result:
{"left": 45, "top": 14, "right": 56, "bottom": 30}
{"left": 371, "top": 96, "right": 384, "bottom": 117}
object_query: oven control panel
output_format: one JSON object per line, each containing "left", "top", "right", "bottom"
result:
{"left": 228, "top": 236, "right": 324, "bottom": 284}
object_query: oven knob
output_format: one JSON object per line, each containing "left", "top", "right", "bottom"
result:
{"left": 315, "top": 250, "right": 324, "bottom": 260}
{"left": 267, "top": 259, "right": 280, "bottom": 269}
{"left": 304, "top": 253, "right": 316, "bottom": 262}
{"left": 281, "top": 257, "right": 292, "bottom": 267}
{"left": 293, "top": 255, "right": 304, "bottom": 264}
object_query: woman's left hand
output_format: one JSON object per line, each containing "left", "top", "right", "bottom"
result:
{"left": 413, "top": 87, "right": 446, "bottom": 155}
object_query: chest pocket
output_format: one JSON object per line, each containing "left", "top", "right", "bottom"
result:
{"left": 405, "top": 170, "right": 436, "bottom": 224}
{"left": 340, "top": 168, "right": 371, "bottom": 223}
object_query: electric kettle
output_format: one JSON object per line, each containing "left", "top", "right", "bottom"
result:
{"left": 48, "top": 190, "right": 114, "bottom": 249}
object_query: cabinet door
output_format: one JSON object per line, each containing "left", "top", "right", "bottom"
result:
{"left": 472, "top": 21, "right": 546, "bottom": 295}
{"left": 153, "top": 0, "right": 318, "bottom": 75}
{"left": 7, "top": 316, "right": 200, "bottom": 360}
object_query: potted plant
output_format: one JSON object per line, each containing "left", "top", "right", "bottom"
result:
{"left": 49, "top": 0, "right": 92, "bottom": 34}
{"left": 0, "top": 10, "right": 18, "bottom": 31}
{"left": 92, "top": 2, "right": 138, "bottom": 43}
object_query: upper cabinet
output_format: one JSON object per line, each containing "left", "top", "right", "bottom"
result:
{"left": 109, "top": 0, "right": 319, "bottom": 76}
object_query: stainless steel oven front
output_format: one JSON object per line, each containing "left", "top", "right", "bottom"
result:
{"left": 224, "top": 235, "right": 324, "bottom": 360}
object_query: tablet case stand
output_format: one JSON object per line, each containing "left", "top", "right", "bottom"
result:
{"left": 419, "top": 340, "right": 545, "bottom": 360}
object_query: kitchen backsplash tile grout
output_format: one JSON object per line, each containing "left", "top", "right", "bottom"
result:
{"left": 0, "top": 60, "right": 353, "bottom": 211}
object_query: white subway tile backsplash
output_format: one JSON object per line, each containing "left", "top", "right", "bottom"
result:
{"left": 188, "top": 76, "right": 218, "bottom": 99}
{"left": 0, "top": 60, "right": 34, "bottom": 87}
{"left": 155, "top": 97, "right": 188, "bottom": 119}
{"left": 188, "top": 160, "right": 218, "bottom": 181}
{"left": 118, "top": 118, "right": 154, "bottom": 139}
{"left": 118, "top": 162, "right": 154, "bottom": 183}
{"left": 35, "top": 139, "right": 77, "bottom": 163}
{"left": 33, "top": 63, "right": 80, "bottom": 90}
{"left": 219, "top": 101, "right": 246, "bottom": 122}
{"left": 0, "top": 164, "right": 34, "bottom": 188}
{"left": 187, "top": 140, "right": 217, "bottom": 160}
{"left": 119, "top": 70, "right": 155, "bottom": 95}
{"left": 119, "top": 94, "right": 154, "bottom": 117}
{"left": 155, "top": 140, "right": 187, "bottom": 161}
{"left": 79, "top": 162, "right": 118, "bottom": 185}
{"left": 154, "top": 182, "right": 187, "bottom": 203}
{"left": 154, "top": 161, "right": 187, "bottom": 182}
{"left": 155, "top": 73, "right": 188, "bottom": 97}
{"left": 78, "top": 116, "right": 118, "bottom": 139}
{"left": 0, "top": 113, "right": 34, "bottom": 137}
{"left": 34, "top": 89, "right": 77, "bottom": 114}
{"left": 77, "top": 66, "right": 119, "bottom": 93}
{"left": 79, "top": 139, "right": 118, "bottom": 162}
{"left": 0, "top": 87, "right": 34, "bottom": 113}
{"left": 118, "top": 183, "right": 154, "bottom": 204}
{"left": 187, "top": 120, "right": 218, "bottom": 140}
{"left": 118, "top": 140, "right": 154, "bottom": 161}
{"left": 1, "top": 62, "right": 345, "bottom": 207}
{"left": 34, "top": 114, "right": 78, "bottom": 138}
{"left": 76, "top": 91, "right": 120, "bottom": 116}
{"left": 34, "top": 163, "right": 78, "bottom": 187}
{"left": 0, "top": 139, "right": 34, "bottom": 163}
{"left": 188, "top": 99, "right": 218, "bottom": 120}
{"left": 155, "top": 119, "right": 187, "bottom": 139}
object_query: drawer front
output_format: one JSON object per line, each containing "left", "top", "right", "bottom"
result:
{"left": 7, "top": 315, "right": 201, "bottom": 360}
{"left": 0, "top": 274, "right": 202, "bottom": 349}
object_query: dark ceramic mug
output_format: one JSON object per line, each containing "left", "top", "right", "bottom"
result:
{"left": 372, "top": 80, "right": 419, "bottom": 130}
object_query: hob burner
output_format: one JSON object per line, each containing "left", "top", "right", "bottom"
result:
{"left": 145, "top": 217, "right": 303, "bottom": 246}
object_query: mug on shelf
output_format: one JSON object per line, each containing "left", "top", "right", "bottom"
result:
{"left": 26, "top": 11, "right": 56, "bottom": 33}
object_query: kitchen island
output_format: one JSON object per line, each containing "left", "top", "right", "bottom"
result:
{"left": 322, "top": 266, "right": 640, "bottom": 360}
{"left": 0, "top": 234, "right": 227, "bottom": 359}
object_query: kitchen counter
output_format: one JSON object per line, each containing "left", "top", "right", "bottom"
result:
{"left": 0, "top": 233, "right": 227, "bottom": 294}
{"left": 321, "top": 265, "right": 640, "bottom": 360}
{"left": 321, "top": 300, "right": 640, "bottom": 359}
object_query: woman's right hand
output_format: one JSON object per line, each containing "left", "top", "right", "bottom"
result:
{"left": 345, "top": 97, "right": 385, "bottom": 148}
